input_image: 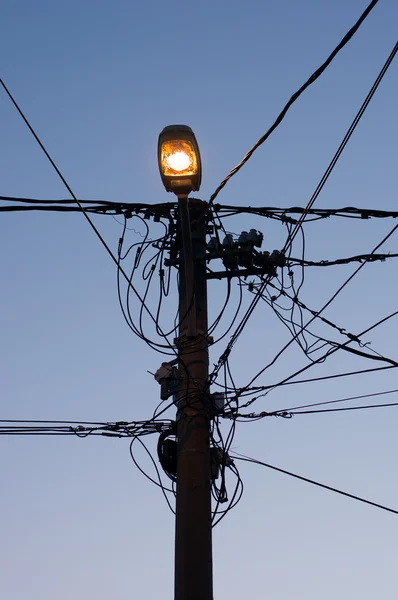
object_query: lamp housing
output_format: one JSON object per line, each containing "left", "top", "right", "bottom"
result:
{"left": 158, "top": 125, "right": 202, "bottom": 196}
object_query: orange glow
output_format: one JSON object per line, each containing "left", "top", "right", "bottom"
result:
{"left": 161, "top": 140, "right": 198, "bottom": 177}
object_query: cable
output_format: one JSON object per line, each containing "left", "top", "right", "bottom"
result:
{"left": 233, "top": 453, "right": 398, "bottom": 516}
{"left": 285, "top": 401, "right": 398, "bottom": 416}
{"left": 0, "top": 78, "right": 178, "bottom": 357}
{"left": 237, "top": 339, "right": 398, "bottom": 411}
{"left": 255, "top": 283, "right": 333, "bottom": 363}
{"left": 216, "top": 205, "right": 398, "bottom": 221}
{"left": 209, "top": 35, "right": 398, "bottom": 387}
{"left": 7, "top": 199, "right": 398, "bottom": 223}
{"left": 0, "top": 205, "right": 115, "bottom": 214}
{"left": 237, "top": 246, "right": 398, "bottom": 400}
{"left": 0, "top": 418, "right": 110, "bottom": 425}
{"left": 129, "top": 436, "right": 175, "bottom": 513}
{"left": 274, "top": 388, "right": 398, "bottom": 415}
{"left": 208, "top": 0, "right": 380, "bottom": 204}
{"left": 289, "top": 253, "right": 398, "bottom": 268}
{"left": 0, "top": 419, "right": 173, "bottom": 438}
{"left": 212, "top": 463, "right": 244, "bottom": 527}
{"left": 0, "top": 195, "right": 175, "bottom": 210}
{"left": 246, "top": 37, "right": 398, "bottom": 374}
{"left": 283, "top": 39, "right": 398, "bottom": 252}
{"left": 0, "top": 79, "right": 125, "bottom": 264}
{"left": 229, "top": 304, "right": 398, "bottom": 409}
{"left": 251, "top": 278, "right": 362, "bottom": 346}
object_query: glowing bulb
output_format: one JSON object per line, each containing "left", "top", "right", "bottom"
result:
{"left": 166, "top": 151, "right": 191, "bottom": 172}
{"left": 158, "top": 126, "right": 201, "bottom": 193}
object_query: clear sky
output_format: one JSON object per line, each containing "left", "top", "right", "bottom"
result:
{"left": 1, "top": 1, "right": 398, "bottom": 598}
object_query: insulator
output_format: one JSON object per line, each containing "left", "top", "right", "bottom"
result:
{"left": 238, "top": 231, "right": 249, "bottom": 246}
{"left": 207, "top": 237, "right": 220, "bottom": 252}
{"left": 247, "top": 229, "right": 256, "bottom": 244}
{"left": 248, "top": 229, "right": 263, "bottom": 247}
{"left": 222, "top": 234, "right": 235, "bottom": 248}
{"left": 253, "top": 251, "right": 270, "bottom": 268}
{"left": 270, "top": 250, "right": 285, "bottom": 267}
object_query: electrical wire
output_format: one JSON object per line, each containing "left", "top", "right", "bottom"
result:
{"left": 0, "top": 78, "right": 180, "bottom": 358}
{"left": 234, "top": 246, "right": 398, "bottom": 403}
{"left": 237, "top": 335, "right": 398, "bottom": 411}
{"left": 209, "top": 35, "right": 398, "bottom": 389}
{"left": 282, "top": 38, "right": 398, "bottom": 252}
{"left": 232, "top": 452, "right": 398, "bottom": 516}
{"left": 0, "top": 79, "right": 129, "bottom": 267}
{"left": 0, "top": 419, "right": 173, "bottom": 437}
{"left": 208, "top": 0, "right": 380, "bottom": 204}
{"left": 6, "top": 198, "right": 398, "bottom": 224}
{"left": 216, "top": 205, "right": 398, "bottom": 222}
{"left": 289, "top": 253, "right": 398, "bottom": 268}
{"left": 283, "top": 401, "right": 398, "bottom": 416}
{"left": 129, "top": 435, "right": 176, "bottom": 513}
{"left": 234, "top": 387, "right": 398, "bottom": 419}
{"left": 274, "top": 388, "right": 398, "bottom": 415}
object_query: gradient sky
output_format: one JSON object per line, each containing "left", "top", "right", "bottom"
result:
{"left": 1, "top": 1, "right": 398, "bottom": 598}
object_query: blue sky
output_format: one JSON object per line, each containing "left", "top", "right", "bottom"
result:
{"left": 1, "top": 1, "right": 398, "bottom": 598}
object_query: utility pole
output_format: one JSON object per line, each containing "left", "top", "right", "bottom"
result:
{"left": 174, "top": 196, "right": 213, "bottom": 600}
{"left": 157, "top": 125, "right": 270, "bottom": 600}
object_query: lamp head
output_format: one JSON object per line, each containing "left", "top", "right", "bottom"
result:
{"left": 158, "top": 125, "right": 202, "bottom": 197}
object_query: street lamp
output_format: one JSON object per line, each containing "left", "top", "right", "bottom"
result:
{"left": 158, "top": 125, "right": 202, "bottom": 197}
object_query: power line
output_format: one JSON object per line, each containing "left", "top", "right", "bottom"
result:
{"left": 216, "top": 205, "right": 398, "bottom": 221}
{"left": 284, "top": 401, "right": 398, "bottom": 416}
{"left": 235, "top": 389, "right": 398, "bottom": 418}
{"left": 252, "top": 279, "right": 362, "bottom": 345}
{"left": 0, "top": 418, "right": 111, "bottom": 425}
{"left": 274, "top": 387, "right": 398, "bottom": 414}
{"left": 289, "top": 253, "right": 398, "bottom": 268}
{"left": 236, "top": 207, "right": 398, "bottom": 399}
{"left": 297, "top": 210, "right": 398, "bottom": 346}
{"left": 0, "top": 79, "right": 181, "bottom": 356}
{"left": 0, "top": 195, "right": 176, "bottom": 215}
{"left": 6, "top": 198, "right": 398, "bottom": 223}
{"left": 208, "top": 0, "right": 380, "bottom": 204}
{"left": 234, "top": 315, "right": 398, "bottom": 410}
{"left": 0, "top": 420, "right": 173, "bottom": 438}
{"left": 0, "top": 79, "right": 120, "bottom": 258}
{"left": 234, "top": 365, "right": 397, "bottom": 396}
{"left": 210, "top": 35, "right": 398, "bottom": 393}
{"left": 238, "top": 339, "right": 398, "bottom": 410}
{"left": 282, "top": 38, "right": 398, "bottom": 252}
{"left": 0, "top": 205, "right": 113, "bottom": 214}
{"left": 0, "top": 195, "right": 118, "bottom": 205}
{"left": 233, "top": 453, "right": 398, "bottom": 517}
{"left": 209, "top": 36, "right": 398, "bottom": 386}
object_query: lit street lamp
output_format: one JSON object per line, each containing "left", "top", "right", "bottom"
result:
{"left": 158, "top": 124, "right": 202, "bottom": 197}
